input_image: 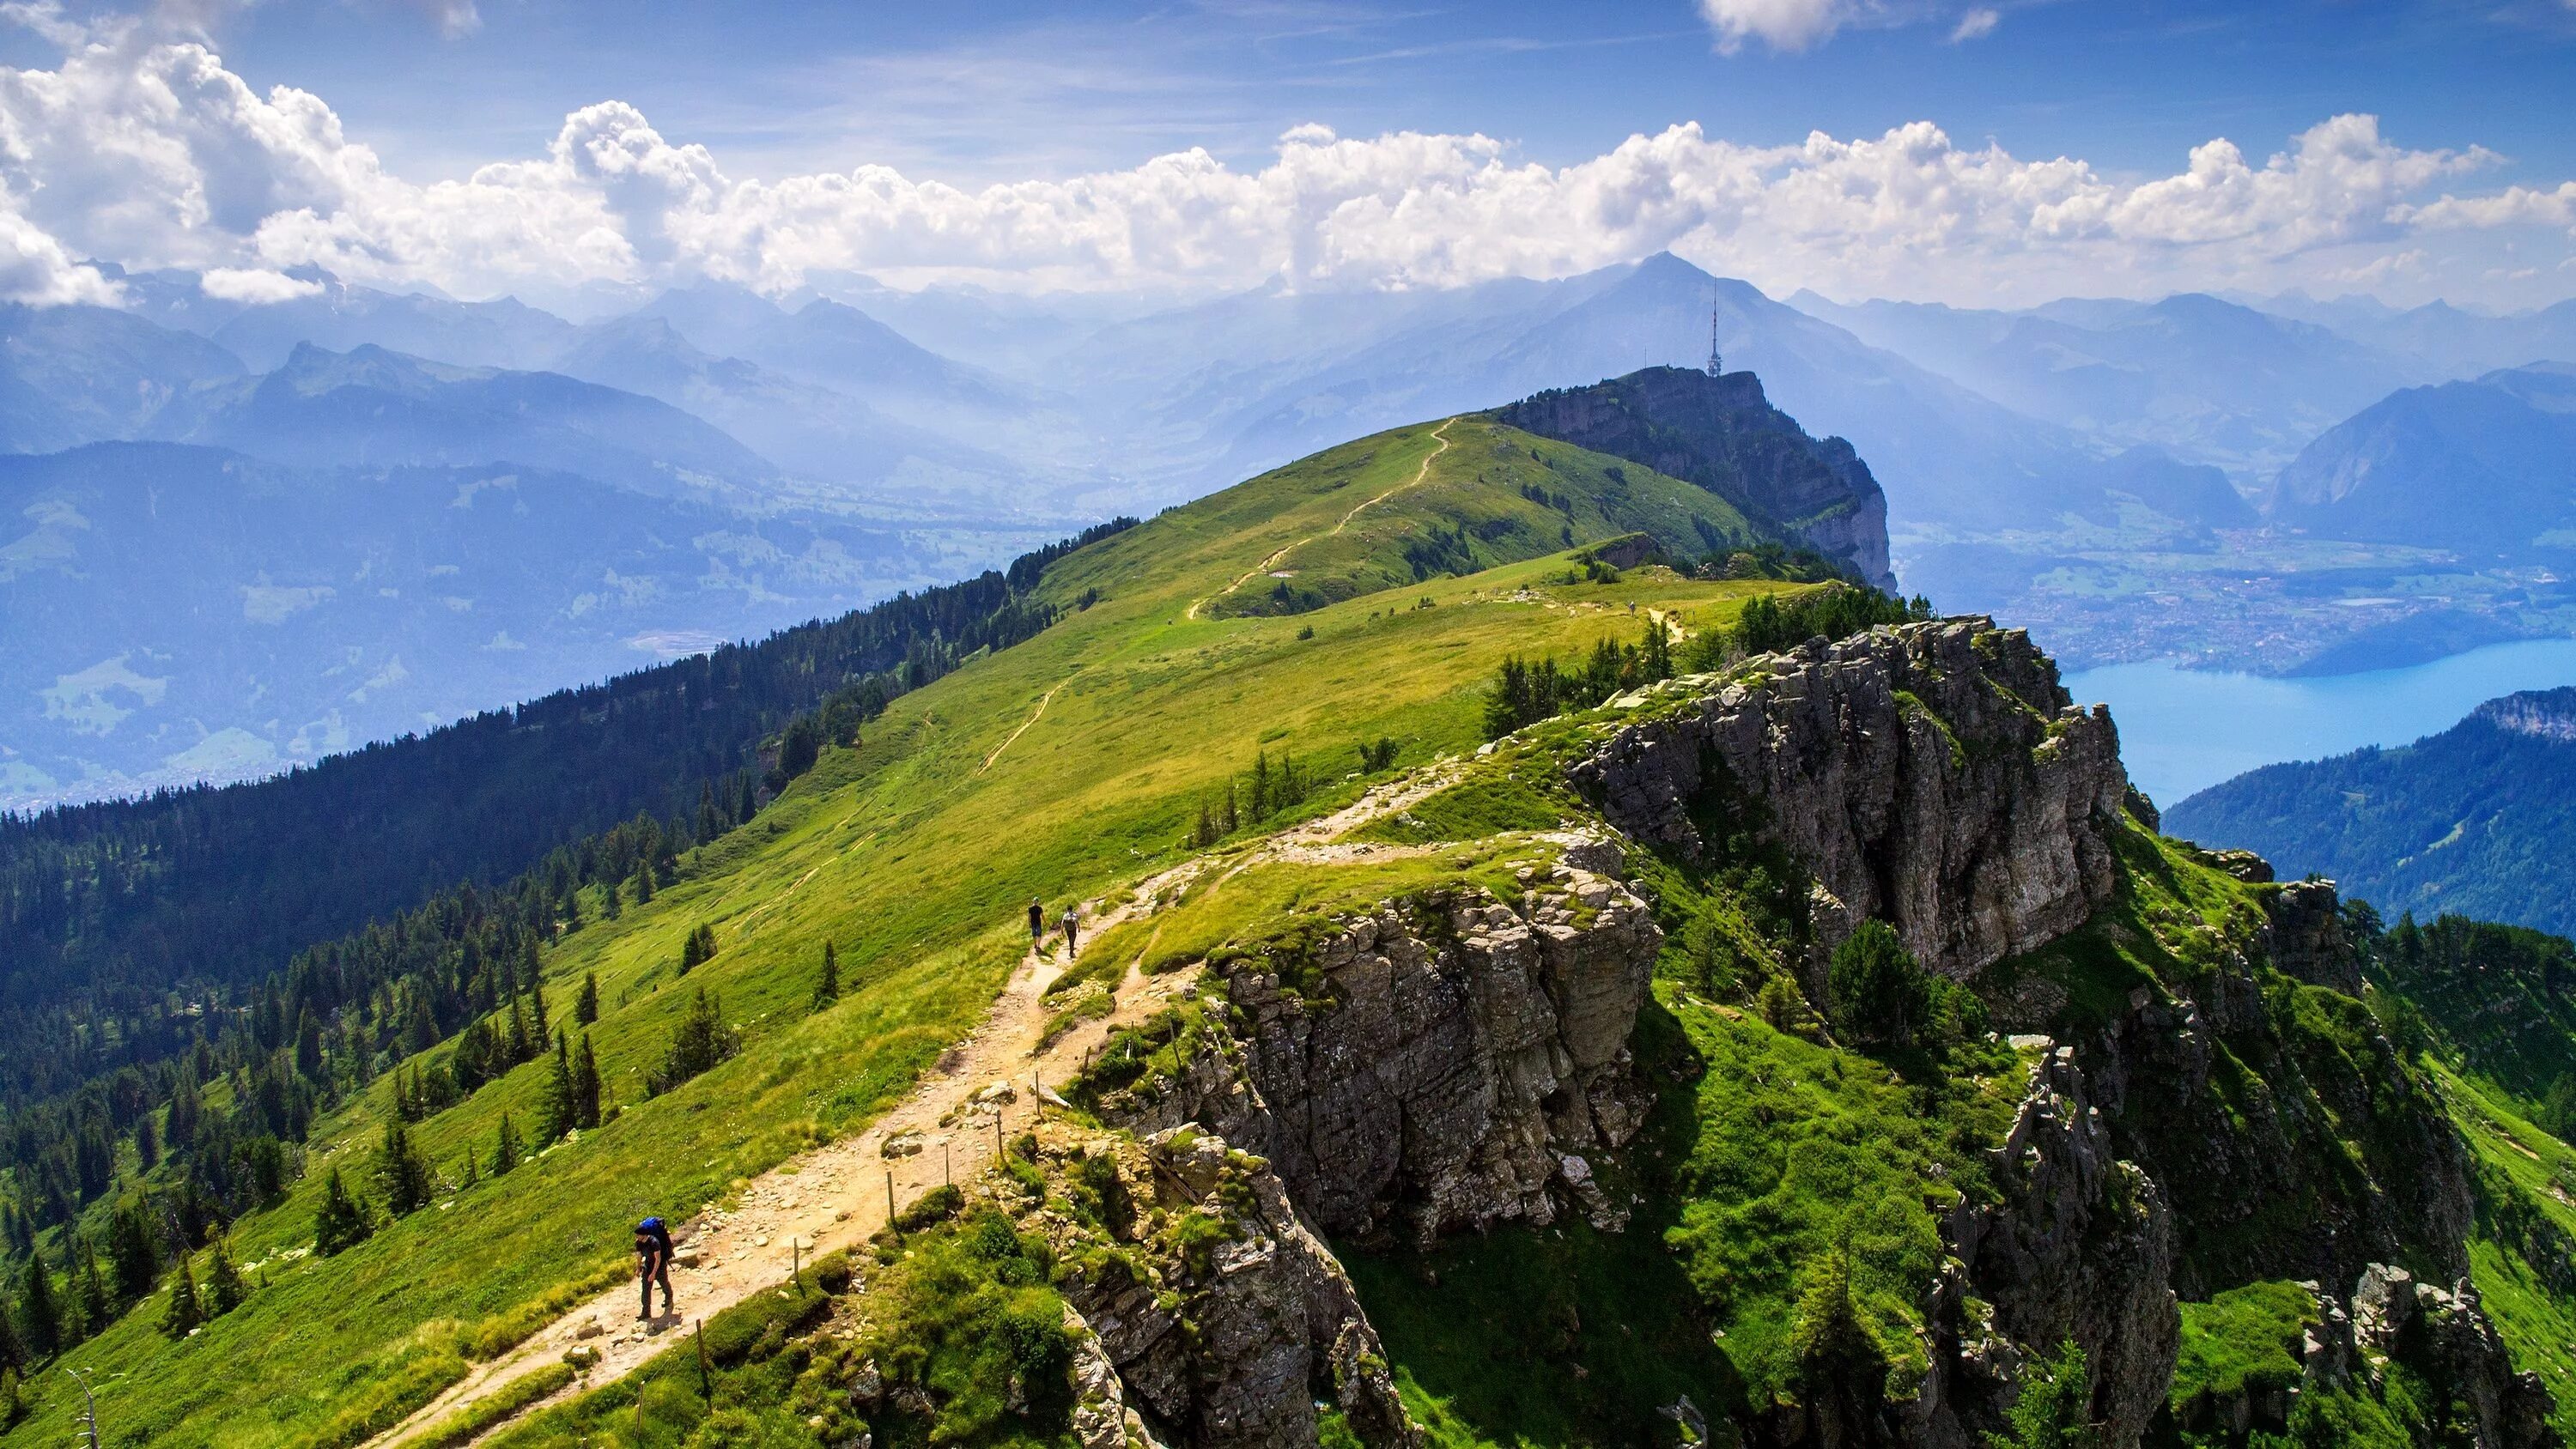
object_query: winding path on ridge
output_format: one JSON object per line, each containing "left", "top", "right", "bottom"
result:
{"left": 1184, "top": 417, "right": 1455, "bottom": 622}
{"left": 367, "top": 755, "right": 1467, "bottom": 1447}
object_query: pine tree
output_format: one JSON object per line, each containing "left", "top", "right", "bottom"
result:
{"left": 313, "top": 1168, "right": 373, "bottom": 1256}
{"left": 135, "top": 1113, "right": 159, "bottom": 1171}
{"left": 489, "top": 1112, "right": 524, "bottom": 1177}
{"left": 459, "top": 1150, "right": 480, "bottom": 1191}
{"left": 575, "top": 972, "right": 599, "bottom": 1026}
{"left": 14, "top": 1261, "right": 57, "bottom": 1360}
{"left": 204, "top": 1240, "right": 246, "bottom": 1316}
{"left": 811, "top": 941, "right": 841, "bottom": 1009}
{"left": 538, "top": 1032, "right": 576, "bottom": 1143}
{"left": 572, "top": 1034, "right": 603, "bottom": 1130}
{"left": 71, "top": 1245, "right": 107, "bottom": 1342}
{"left": 160, "top": 1258, "right": 202, "bottom": 1338}
{"left": 0, "top": 1289, "right": 21, "bottom": 1372}
{"left": 295, "top": 1009, "right": 326, "bottom": 1082}
{"left": 634, "top": 859, "right": 656, "bottom": 904}
{"left": 504, "top": 997, "right": 532, "bottom": 1064}
{"left": 376, "top": 1119, "right": 437, "bottom": 1216}
{"left": 647, "top": 986, "right": 738, "bottom": 1095}
{"left": 166, "top": 1070, "right": 202, "bottom": 1150}
{"left": 529, "top": 980, "right": 550, "bottom": 1040}
{"left": 107, "top": 1204, "right": 160, "bottom": 1301}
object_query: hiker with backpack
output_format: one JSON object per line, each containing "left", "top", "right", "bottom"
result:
{"left": 635, "top": 1216, "right": 676, "bottom": 1322}
{"left": 1061, "top": 906, "right": 1080, "bottom": 958}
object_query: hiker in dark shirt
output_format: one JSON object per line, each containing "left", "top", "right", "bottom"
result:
{"left": 1028, "top": 897, "right": 1046, "bottom": 946}
{"left": 635, "top": 1216, "right": 676, "bottom": 1321}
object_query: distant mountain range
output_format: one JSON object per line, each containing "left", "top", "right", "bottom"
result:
{"left": 7, "top": 252, "right": 2576, "bottom": 806}
{"left": 1790, "top": 289, "right": 2423, "bottom": 483}
{"left": 2266, "top": 363, "right": 2576, "bottom": 560}
{"left": 2165, "top": 686, "right": 2576, "bottom": 936}
{"left": 0, "top": 440, "right": 1036, "bottom": 806}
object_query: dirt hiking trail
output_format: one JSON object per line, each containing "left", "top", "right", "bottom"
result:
{"left": 370, "top": 755, "right": 1463, "bottom": 1446}
{"left": 1186, "top": 418, "right": 1454, "bottom": 621}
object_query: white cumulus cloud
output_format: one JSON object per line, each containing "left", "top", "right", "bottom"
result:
{"left": 0, "top": 8, "right": 2566, "bottom": 310}
{"left": 198, "top": 264, "right": 320, "bottom": 300}
{"left": 1698, "top": 0, "right": 1856, "bottom": 52}
{"left": 1951, "top": 8, "right": 2000, "bottom": 41}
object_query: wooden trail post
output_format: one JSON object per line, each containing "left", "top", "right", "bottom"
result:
{"left": 944, "top": 1141, "right": 951, "bottom": 1186}
{"left": 791, "top": 1237, "right": 800, "bottom": 1286}
{"left": 884, "top": 1169, "right": 896, "bottom": 1227}
{"left": 696, "top": 1318, "right": 712, "bottom": 1399}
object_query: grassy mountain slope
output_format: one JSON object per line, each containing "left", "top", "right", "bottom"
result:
{"left": 0, "top": 415, "right": 1801, "bottom": 1445}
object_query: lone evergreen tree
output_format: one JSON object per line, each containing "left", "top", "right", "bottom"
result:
{"left": 160, "top": 1258, "right": 202, "bottom": 1338}
{"left": 489, "top": 1112, "right": 524, "bottom": 1177}
{"left": 575, "top": 972, "right": 600, "bottom": 1025}
{"left": 647, "top": 986, "right": 738, "bottom": 1095}
{"left": 376, "top": 1119, "right": 438, "bottom": 1216}
{"left": 204, "top": 1240, "right": 246, "bottom": 1316}
{"left": 572, "top": 1034, "right": 603, "bottom": 1130}
{"left": 313, "top": 1168, "right": 373, "bottom": 1256}
{"left": 538, "top": 1031, "right": 576, "bottom": 1143}
{"left": 811, "top": 941, "right": 840, "bottom": 1009}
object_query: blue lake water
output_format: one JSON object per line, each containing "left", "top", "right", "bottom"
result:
{"left": 2063, "top": 637, "right": 2576, "bottom": 808}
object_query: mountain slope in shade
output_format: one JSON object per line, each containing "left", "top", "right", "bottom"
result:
{"left": 0, "top": 441, "right": 1036, "bottom": 806}
{"left": 1486, "top": 364, "right": 1893, "bottom": 585}
{"left": 2263, "top": 362, "right": 2576, "bottom": 558}
{"left": 2165, "top": 686, "right": 2576, "bottom": 936}
{"left": 152, "top": 342, "right": 787, "bottom": 504}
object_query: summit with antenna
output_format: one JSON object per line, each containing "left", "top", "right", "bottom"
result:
{"left": 1706, "top": 285, "right": 1723, "bottom": 376}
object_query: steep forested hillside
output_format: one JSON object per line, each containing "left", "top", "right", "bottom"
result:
{"left": 2166, "top": 688, "right": 2576, "bottom": 936}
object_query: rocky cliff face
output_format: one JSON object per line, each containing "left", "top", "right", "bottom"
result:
{"left": 1042, "top": 1126, "right": 1417, "bottom": 1449}
{"left": 1917, "top": 1047, "right": 2178, "bottom": 1449}
{"left": 1571, "top": 617, "right": 2131, "bottom": 980}
{"left": 1490, "top": 365, "right": 1894, "bottom": 587}
{"left": 1097, "top": 837, "right": 1662, "bottom": 1245}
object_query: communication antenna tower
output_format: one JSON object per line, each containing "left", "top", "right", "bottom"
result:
{"left": 1707, "top": 285, "right": 1723, "bottom": 376}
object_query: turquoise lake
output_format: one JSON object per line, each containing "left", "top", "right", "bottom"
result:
{"left": 2063, "top": 637, "right": 2576, "bottom": 808}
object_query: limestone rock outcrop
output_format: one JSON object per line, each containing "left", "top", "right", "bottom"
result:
{"left": 1917, "top": 1047, "right": 2178, "bottom": 1449}
{"left": 2351, "top": 1264, "right": 2556, "bottom": 1449}
{"left": 1050, "top": 1127, "right": 1415, "bottom": 1449}
{"left": 1099, "top": 842, "right": 1662, "bottom": 1244}
{"left": 1570, "top": 617, "right": 2131, "bottom": 979}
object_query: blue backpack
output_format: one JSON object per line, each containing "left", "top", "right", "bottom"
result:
{"left": 638, "top": 1216, "right": 673, "bottom": 1256}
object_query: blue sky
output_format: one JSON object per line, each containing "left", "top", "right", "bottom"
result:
{"left": 155, "top": 1, "right": 2576, "bottom": 185}
{"left": 0, "top": 0, "right": 2568, "bottom": 308}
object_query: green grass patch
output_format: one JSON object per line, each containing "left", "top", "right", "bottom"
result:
{"left": 410, "top": 1362, "right": 578, "bottom": 1449}
{"left": 2171, "top": 1281, "right": 2319, "bottom": 1410}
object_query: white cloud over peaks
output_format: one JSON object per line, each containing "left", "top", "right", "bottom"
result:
{"left": 1698, "top": 0, "right": 1857, "bottom": 53}
{"left": 0, "top": 13, "right": 2567, "bottom": 309}
{"left": 198, "top": 264, "right": 319, "bottom": 300}
{"left": 1950, "top": 8, "right": 2000, "bottom": 41}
